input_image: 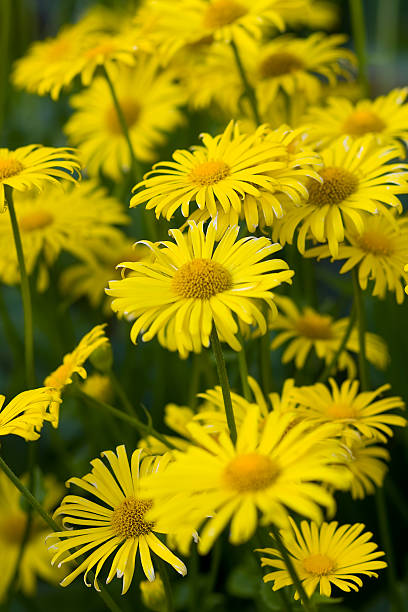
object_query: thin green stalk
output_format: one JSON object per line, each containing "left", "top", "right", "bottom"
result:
{"left": 5, "top": 185, "right": 35, "bottom": 388}
{"left": 349, "top": 0, "right": 370, "bottom": 97}
{"left": 318, "top": 306, "right": 356, "bottom": 382}
{"left": 109, "top": 371, "right": 135, "bottom": 416}
{"left": 156, "top": 559, "right": 174, "bottom": 612}
{"left": 351, "top": 269, "right": 368, "bottom": 391}
{"left": 210, "top": 326, "right": 237, "bottom": 444}
{"left": 269, "top": 524, "right": 316, "bottom": 612}
{"left": 230, "top": 39, "right": 261, "bottom": 124}
{"left": 237, "top": 331, "right": 252, "bottom": 401}
{"left": 0, "top": 455, "right": 124, "bottom": 612}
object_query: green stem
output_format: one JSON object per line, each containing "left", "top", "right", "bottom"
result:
{"left": 156, "top": 559, "right": 174, "bottom": 612}
{"left": 269, "top": 524, "right": 316, "bottom": 612}
{"left": 236, "top": 331, "right": 252, "bottom": 401}
{"left": 318, "top": 306, "right": 356, "bottom": 382}
{"left": 351, "top": 269, "right": 369, "bottom": 391}
{"left": 230, "top": 39, "right": 261, "bottom": 125}
{"left": 5, "top": 185, "right": 35, "bottom": 388}
{"left": 109, "top": 371, "right": 135, "bottom": 416}
{"left": 210, "top": 326, "right": 237, "bottom": 444}
{"left": 349, "top": 0, "right": 370, "bottom": 97}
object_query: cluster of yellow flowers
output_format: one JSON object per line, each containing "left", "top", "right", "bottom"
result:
{"left": 1, "top": 0, "right": 408, "bottom": 608}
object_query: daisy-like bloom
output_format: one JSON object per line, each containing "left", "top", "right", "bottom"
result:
{"left": 0, "top": 387, "right": 61, "bottom": 441}
{"left": 0, "top": 473, "right": 65, "bottom": 601}
{"left": 270, "top": 296, "right": 389, "bottom": 377}
{"left": 274, "top": 136, "right": 408, "bottom": 256}
{"left": 306, "top": 212, "right": 408, "bottom": 304}
{"left": 335, "top": 436, "right": 389, "bottom": 499}
{"left": 280, "top": 0, "right": 340, "bottom": 31}
{"left": 107, "top": 221, "right": 293, "bottom": 358}
{"left": 44, "top": 324, "right": 108, "bottom": 426}
{"left": 291, "top": 379, "right": 406, "bottom": 442}
{"left": 0, "top": 145, "right": 79, "bottom": 209}
{"left": 81, "top": 373, "right": 114, "bottom": 404}
{"left": 65, "top": 59, "right": 185, "bottom": 179}
{"left": 0, "top": 181, "right": 128, "bottom": 291}
{"left": 140, "top": 573, "right": 166, "bottom": 611}
{"left": 259, "top": 518, "right": 386, "bottom": 599}
{"left": 304, "top": 89, "right": 408, "bottom": 155}
{"left": 48, "top": 446, "right": 187, "bottom": 593}
{"left": 143, "top": 405, "right": 346, "bottom": 554}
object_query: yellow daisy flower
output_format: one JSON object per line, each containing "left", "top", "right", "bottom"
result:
{"left": 0, "top": 181, "right": 128, "bottom": 291}
{"left": 335, "top": 436, "right": 389, "bottom": 499}
{"left": 274, "top": 136, "right": 408, "bottom": 256}
{"left": 270, "top": 295, "right": 389, "bottom": 377}
{"left": 107, "top": 221, "right": 293, "bottom": 358}
{"left": 259, "top": 518, "right": 386, "bottom": 599}
{"left": 0, "top": 387, "right": 61, "bottom": 441}
{"left": 281, "top": 0, "right": 340, "bottom": 31}
{"left": 291, "top": 379, "right": 406, "bottom": 442}
{"left": 304, "top": 88, "right": 408, "bottom": 155}
{"left": 306, "top": 211, "right": 408, "bottom": 304}
{"left": 0, "top": 145, "right": 80, "bottom": 209}
{"left": 143, "top": 405, "right": 345, "bottom": 553}
{"left": 140, "top": 573, "right": 166, "bottom": 611}
{"left": 0, "top": 472, "right": 65, "bottom": 601}
{"left": 65, "top": 59, "right": 185, "bottom": 179}
{"left": 81, "top": 373, "right": 114, "bottom": 404}
{"left": 48, "top": 446, "right": 187, "bottom": 593}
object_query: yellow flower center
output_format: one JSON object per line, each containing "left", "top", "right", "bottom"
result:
{"left": 19, "top": 210, "right": 54, "bottom": 232}
{"left": 0, "top": 158, "right": 24, "bottom": 180}
{"left": 259, "top": 52, "right": 304, "bottom": 79}
{"left": 172, "top": 258, "right": 232, "bottom": 299}
{"left": 106, "top": 99, "right": 141, "bottom": 135}
{"left": 295, "top": 311, "right": 333, "bottom": 340}
{"left": 308, "top": 167, "right": 358, "bottom": 206}
{"left": 303, "top": 553, "right": 336, "bottom": 576}
{"left": 342, "top": 110, "right": 386, "bottom": 136}
{"left": 47, "top": 38, "right": 71, "bottom": 61}
{"left": 111, "top": 497, "right": 154, "bottom": 539}
{"left": 203, "top": 0, "right": 247, "bottom": 29}
{"left": 189, "top": 160, "right": 230, "bottom": 187}
{"left": 326, "top": 402, "right": 356, "bottom": 419}
{"left": 45, "top": 359, "right": 75, "bottom": 390}
{"left": 223, "top": 452, "right": 280, "bottom": 492}
{"left": 356, "top": 230, "right": 394, "bottom": 256}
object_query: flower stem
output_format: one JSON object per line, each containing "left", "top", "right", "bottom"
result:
{"left": 230, "top": 39, "right": 261, "bottom": 125}
{"left": 109, "top": 371, "right": 136, "bottom": 416}
{"left": 236, "top": 331, "right": 252, "bottom": 401}
{"left": 269, "top": 524, "right": 316, "bottom": 612}
{"left": 157, "top": 558, "right": 174, "bottom": 612}
{"left": 210, "top": 326, "right": 237, "bottom": 444}
{"left": 349, "top": 0, "right": 370, "bottom": 96}
{"left": 318, "top": 306, "right": 356, "bottom": 382}
{"left": 351, "top": 269, "right": 369, "bottom": 391}
{"left": 5, "top": 185, "right": 35, "bottom": 388}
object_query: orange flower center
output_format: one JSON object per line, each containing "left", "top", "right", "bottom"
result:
{"left": 19, "top": 210, "right": 54, "bottom": 232}
{"left": 259, "top": 52, "right": 304, "bottom": 79}
{"left": 356, "top": 229, "right": 394, "bottom": 257}
{"left": 203, "top": 0, "right": 247, "bottom": 29}
{"left": 295, "top": 311, "right": 333, "bottom": 340}
{"left": 326, "top": 402, "right": 356, "bottom": 419}
{"left": 0, "top": 159, "right": 24, "bottom": 180}
{"left": 111, "top": 497, "right": 154, "bottom": 539}
{"left": 303, "top": 553, "right": 336, "bottom": 576}
{"left": 342, "top": 110, "right": 386, "bottom": 136}
{"left": 106, "top": 99, "right": 141, "bottom": 134}
{"left": 172, "top": 258, "right": 232, "bottom": 299}
{"left": 308, "top": 167, "right": 358, "bottom": 206}
{"left": 189, "top": 160, "right": 230, "bottom": 186}
{"left": 223, "top": 452, "right": 280, "bottom": 492}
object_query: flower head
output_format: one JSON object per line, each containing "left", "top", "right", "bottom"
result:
{"left": 0, "top": 388, "right": 61, "bottom": 441}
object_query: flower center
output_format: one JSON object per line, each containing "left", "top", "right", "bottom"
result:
{"left": 189, "top": 160, "right": 230, "bottom": 187}
{"left": 19, "top": 210, "right": 54, "bottom": 232}
{"left": 45, "top": 358, "right": 75, "bottom": 390}
{"left": 308, "top": 167, "right": 358, "bottom": 207}
{"left": 106, "top": 99, "right": 141, "bottom": 135}
{"left": 223, "top": 452, "right": 280, "bottom": 492}
{"left": 111, "top": 497, "right": 154, "bottom": 539}
{"left": 326, "top": 402, "right": 356, "bottom": 419}
{"left": 303, "top": 553, "right": 335, "bottom": 576}
{"left": 258, "top": 52, "right": 304, "bottom": 79}
{"left": 203, "top": 0, "right": 247, "bottom": 29}
{"left": 295, "top": 311, "right": 333, "bottom": 340}
{"left": 356, "top": 230, "right": 394, "bottom": 256}
{"left": 172, "top": 258, "right": 232, "bottom": 299}
{"left": 0, "top": 159, "right": 24, "bottom": 180}
{"left": 342, "top": 110, "right": 386, "bottom": 136}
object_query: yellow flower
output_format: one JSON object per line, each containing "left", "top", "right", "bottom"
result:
{"left": 107, "top": 221, "right": 293, "bottom": 358}
{"left": 291, "top": 379, "right": 406, "bottom": 442}
{"left": 0, "top": 388, "right": 61, "bottom": 441}
{"left": 304, "top": 88, "right": 408, "bottom": 155}
{"left": 335, "top": 436, "right": 389, "bottom": 499}
{"left": 0, "top": 145, "right": 80, "bottom": 209}
{"left": 48, "top": 446, "right": 187, "bottom": 593}
{"left": 274, "top": 136, "right": 408, "bottom": 256}
{"left": 259, "top": 518, "right": 386, "bottom": 599}
{"left": 0, "top": 181, "right": 128, "bottom": 291}
{"left": 270, "top": 295, "right": 389, "bottom": 377}
{"left": 44, "top": 324, "right": 109, "bottom": 425}
{"left": 0, "top": 472, "right": 65, "bottom": 601}
{"left": 280, "top": 0, "right": 340, "bottom": 31}
{"left": 306, "top": 211, "right": 408, "bottom": 304}
{"left": 143, "top": 406, "right": 345, "bottom": 554}
{"left": 65, "top": 59, "right": 186, "bottom": 179}
{"left": 81, "top": 373, "right": 114, "bottom": 404}
{"left": 140, "top": 573, "right": 166, "bottom": 611}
